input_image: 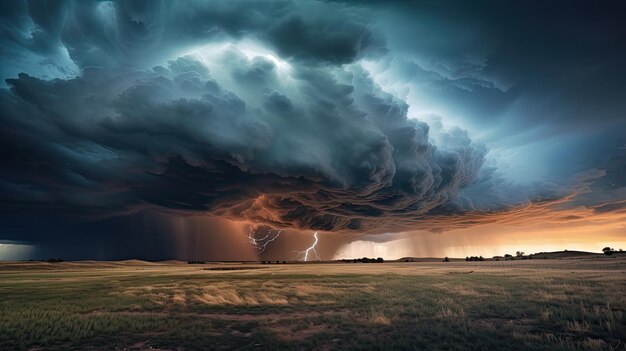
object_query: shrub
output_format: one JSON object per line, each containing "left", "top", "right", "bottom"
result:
{"left": 603, "top": 247, "right": 615, "bottom": 256}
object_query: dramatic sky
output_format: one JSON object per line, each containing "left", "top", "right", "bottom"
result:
{"left": 1, "top": 0, "right": 625, "bottom": 261}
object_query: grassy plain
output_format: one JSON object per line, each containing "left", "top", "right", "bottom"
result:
{"left": 1, "top": 257, "right": 625, "bottom": 350}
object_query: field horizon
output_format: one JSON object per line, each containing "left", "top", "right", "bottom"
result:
{"left": 6, "top": 249, "right": 623, "bottom": 265}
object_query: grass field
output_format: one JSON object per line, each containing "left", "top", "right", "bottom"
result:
{"left": 1, "top": 258, "right": 625, "bottom": 350}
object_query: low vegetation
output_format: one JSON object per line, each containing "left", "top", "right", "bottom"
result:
{"left": 603, "top": 247, "right": 624, "bottom": 256}
{"left": 0, "top": 257, "right": 625, "bottom": 350}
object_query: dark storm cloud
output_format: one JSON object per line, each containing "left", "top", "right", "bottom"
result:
{"left": 1, "top": 0, "right": 624, "bottom": 261}
{"left": 0, "top": 0, "right": 383, "bottom": 79}
{"left": 1, "top": 51, "right": 490, "bottom": 232}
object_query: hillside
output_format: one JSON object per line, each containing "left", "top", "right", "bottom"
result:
{"left": 528, "top": 250, "right": 600, "bottom": 259}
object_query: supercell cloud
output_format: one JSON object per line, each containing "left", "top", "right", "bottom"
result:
{"left": 1, "top": 0, "right": 625, "bottom": 259}
{"left": 2, "top": 40, "right": 488, "bottom": 232}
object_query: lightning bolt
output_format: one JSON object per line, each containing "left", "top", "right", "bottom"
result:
{"left": 300, "top": 232, "right": 320, "bottom": 262}
{"left": 247, "top": 228, "right": 282, "bottom": 253}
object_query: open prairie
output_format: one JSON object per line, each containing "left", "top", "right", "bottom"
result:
{"left": 1, "top": 257, "right": 625, "bottom": 351}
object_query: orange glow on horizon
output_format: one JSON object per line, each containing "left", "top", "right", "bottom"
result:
{"left": 334, "top": 220, "right": 626, "bottom": 260}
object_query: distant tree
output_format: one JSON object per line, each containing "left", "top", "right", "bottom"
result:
{"left": 443, "top": 257, "right": 449, "bottom": 262}
{"left": 376, "top": 257, "right": 384, "bottom": 263}
{"left": 478, "top": 256, "right": 484, "bottom": 261}
{"left": 465, "top": 256, "right": 470, "bottom": 261}
{"left": 516, "top": 251, "right": 525, "bottom": 257}
{"left": 282, "top": 261, "right": 287, "bottom": 264}
{"left": 603, "top": 247, "right": 615, "bottom": 255}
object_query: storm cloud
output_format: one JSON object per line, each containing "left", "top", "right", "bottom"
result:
{"left": 1, "top": 0, "right": 625, "bottom": 259}
{"left": 1, "top": 46, "right": 489, "bottom": 232}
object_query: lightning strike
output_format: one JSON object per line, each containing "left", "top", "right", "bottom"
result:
{"left": 247, "top": 228, "right": 282, "bottom": 253}
{"left": 302, "top": 232, "right": 320, "bottom": 262}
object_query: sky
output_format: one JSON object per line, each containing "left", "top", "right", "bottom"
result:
{"left": 1, "top": 0, "right": 625, "bottom": 261}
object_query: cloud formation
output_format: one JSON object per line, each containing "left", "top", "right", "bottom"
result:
{"left": 1, "top": 0, "right": 624, "bottom": 260}
{"left": 1, "top": 44, "right": 491, "bottom": 232}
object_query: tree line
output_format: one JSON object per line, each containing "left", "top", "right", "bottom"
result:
{"left": 338, "top": 257, "right": 384, "bottom": 263}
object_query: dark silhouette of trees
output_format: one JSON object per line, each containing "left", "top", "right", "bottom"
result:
{"left": 603, "top": 247, "right": 615, "bottom": 255}
{"left": 339, "top": 257, "right": 385, "bottom": 263}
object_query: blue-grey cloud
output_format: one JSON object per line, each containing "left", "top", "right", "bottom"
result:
{"left": 1, "top": 49, "right": 489, "bottom": 232}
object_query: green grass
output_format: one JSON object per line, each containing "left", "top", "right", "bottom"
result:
{"left": 0, "top": 261, "right": 625, "bottom": 350}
